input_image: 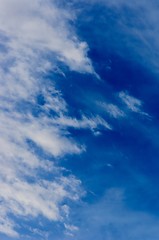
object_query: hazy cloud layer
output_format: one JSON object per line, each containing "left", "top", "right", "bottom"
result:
{"left": 74, "top": 188, "right": 159, "bottom": 240}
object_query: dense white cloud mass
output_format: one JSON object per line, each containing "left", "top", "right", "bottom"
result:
{"left": 0, "top": 0, "right": 94, "bottom": 73}
{"left": 0, "top": 0, "right": 110, "bottom": 237}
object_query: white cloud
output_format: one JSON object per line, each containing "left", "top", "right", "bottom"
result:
{"left": 52, "top": 115, "right": 112, "bottom": 131}
{"left": 0, "top": 0, "right": 110, "bottom": 237}
{"left": 118, "top": 92, "right": 150, "bottom": 119}
{"left": 0, "top": 0, "right": 94, "bottom": 73}
{"left": 64, "top": 223, "right": 79, "bottom": 237}
{"left": 97, "top": 101, "right": 125, "bottom": 118}
{"left": 0, "top": 212, "right": 18, "bottom": 238}
{"left": 119, "top": 91, "right": 142, "bottom": 113}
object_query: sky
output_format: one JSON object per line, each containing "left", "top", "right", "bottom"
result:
{"left": 0, "top": 0, "right": 159, "bottom": 239}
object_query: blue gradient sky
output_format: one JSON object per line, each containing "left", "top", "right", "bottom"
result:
{"left": 0, "top": 1, "right": 159, "bottom": 239}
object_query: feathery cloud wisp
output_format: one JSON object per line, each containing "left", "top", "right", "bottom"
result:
{"left": 0, "top": 0, "right": 110, "bottom": 237}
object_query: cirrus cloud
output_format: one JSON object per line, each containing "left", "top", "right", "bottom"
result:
{"left": 0, "top": 0, "right": 110, "bottom": 238}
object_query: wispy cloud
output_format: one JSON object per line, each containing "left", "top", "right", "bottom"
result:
{"left": 119, "top": 91, "right": 142, "bottom": 113}
{"left": 97, "top": 101, "right": 125, "bottom": 118}
{"left": 119, "top": 91, "right": 149, "bottom": 118}
{"left": 0, "top": 0, "right": 94, "bottom": 73}
{"left": 0, "top": 0, "right": 110, "bottom": 237}
{"left": 74, "top": 188, "right": 159, "bottom": 240}
{"left": 74, "top": 0, "right": 159, "bottom": 74}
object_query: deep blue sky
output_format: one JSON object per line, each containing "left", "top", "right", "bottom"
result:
{"left": 1, "top": 1, "right": 159, "bottom": 240}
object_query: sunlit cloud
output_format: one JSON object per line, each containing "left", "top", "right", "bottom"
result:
{"left": 0, "top": 0, "right": 109, "bottom": 237}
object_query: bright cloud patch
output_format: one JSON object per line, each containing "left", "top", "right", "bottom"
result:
{"left": 0, "top": 0, "right": 110, "bottom": 237}
{"left": 0, "top": 0, "right": 94, "bottom": 73}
